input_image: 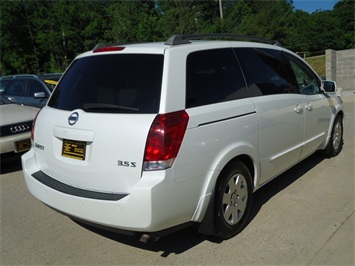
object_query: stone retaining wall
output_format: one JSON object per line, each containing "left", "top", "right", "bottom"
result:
{"left": 326, "top": 49, "right": 355, "bottom": 91}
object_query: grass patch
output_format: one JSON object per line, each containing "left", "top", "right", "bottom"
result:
{"left": 305, "top": 55, "right": 325, "bottom": 77}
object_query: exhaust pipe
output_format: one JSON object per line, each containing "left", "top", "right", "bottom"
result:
{"left": 139, "top": 234, "right": 160, "bottom": 243}
{"left": 139, "top": 234, "right": 151, "bottom": 243}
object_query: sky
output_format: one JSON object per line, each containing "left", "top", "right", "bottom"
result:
{"left": 293, "top": 0, "right": 339, "bottom": 13}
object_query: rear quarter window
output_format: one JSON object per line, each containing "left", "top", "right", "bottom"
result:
{"left": 48, "top": 54, "right": 163, "bottom": 113}
{"left": 186, "top": 48, "right": 248, "bottom": 108}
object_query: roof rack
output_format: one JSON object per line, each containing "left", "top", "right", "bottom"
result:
{"left": 0, "top": 74, "right": 39, "bottom": 79}
{"left": 165, "top": 34, "right": 281, "bottom": 47}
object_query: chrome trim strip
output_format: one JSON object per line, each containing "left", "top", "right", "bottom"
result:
{"left": 198, "top": 111, "right": 256, "bottom": 127}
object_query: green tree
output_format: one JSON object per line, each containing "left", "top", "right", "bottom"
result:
{"left": 1, "top": 0, "right": 42, "bottom": 74}
{"left": 1, "top": 0, "right": 114, "bottom": 75}
{"left": 236, "top": 0, "right": 294, "bottom": 41}
{"left": 106, "top": 1, "right": 161, "bottom": 42}
{"left": 284, "top": 10, "right": 311, "bottom": 53}
{"left": 308, "top": 10, "right": 344, "bottom": 53}
{"left": 333, "top": 0, "right": 355, "bottom": 49}
{"left": 202, "top": 0, "right": 252, "bottom": 33}
{"left": 157, "top": 0, "right": 210, "bottom": 37}
{"left": 0, "top": 0, "right": 353, "bottom": 75}
{"left": 47, "top": 1, "right": 113, "bottom": 68}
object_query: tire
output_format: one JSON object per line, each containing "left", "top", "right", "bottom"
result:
{"left": 324, "top": 115, "right": 344, "bottom": 157}
{"left": 214, "top": 161, "right": 253, "bottom": 239}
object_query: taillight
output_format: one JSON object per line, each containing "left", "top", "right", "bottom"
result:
{"left": 144, "top": 110, "right": 189, "bottom": 171}
{"left": 31, "top": 110, "right": 41, "bottom": 144}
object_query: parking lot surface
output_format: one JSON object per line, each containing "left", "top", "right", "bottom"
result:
{"left": 1, "top": 92, "right": 354, "bottom": 265}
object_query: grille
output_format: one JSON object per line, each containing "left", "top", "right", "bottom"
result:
{"left": 0, "top": 120, "right": 33, "bottom": 137}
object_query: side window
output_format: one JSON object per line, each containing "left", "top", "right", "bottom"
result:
{"left": 2, "top": 80, "right": 25, "bottom": 96}
{"left": 234, "top": 48, "right": 298, "bottom": 96}
{"left": 26, "top": 80, "right": 48, "bottom": 97}
{"left": 285, "top": 53, "right": 321, "bottom": 95}
{"left": 186, "top": 48, "right": 248, "bottom": 108}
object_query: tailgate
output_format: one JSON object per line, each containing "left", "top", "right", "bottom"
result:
{"left": 33, "top": 107, "right": 155, "bottom": 193}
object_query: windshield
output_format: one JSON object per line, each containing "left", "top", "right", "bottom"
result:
{"left": 48, "top": 54, "right": 164, "bottom": 113}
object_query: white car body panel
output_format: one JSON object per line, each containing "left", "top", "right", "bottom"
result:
{"left": 301, "top": 94, "right": 332, "bottom": 158}
{"left": 251, "top": 94, "right": 304, "bottom": 184}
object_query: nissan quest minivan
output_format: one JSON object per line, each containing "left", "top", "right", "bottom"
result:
{"left": 22, "top": 34, "right": 344, "bottom": 241}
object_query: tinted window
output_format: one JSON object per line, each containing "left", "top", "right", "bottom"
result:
{"left": 49, "top": 54, "right": 163, "bottom": 113}
{"left": 26, "top": 80, "right": 48, "bottom": 97}
{"left": 234, "top": 48, "right": 298, "bottom": 95}
{"left": 186, "top": 48, "right": 248, "bottom": 108}
{"left": 285, "top": 53, "right": 321, "bottom": 95}
{"left": 0, "top": 79, "right": 25, "bottom": 96}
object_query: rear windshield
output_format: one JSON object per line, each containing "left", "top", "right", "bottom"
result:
{"left": 48, "top": 54, "right": 163, "bottom": 113}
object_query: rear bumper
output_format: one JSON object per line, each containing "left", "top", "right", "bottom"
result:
{"left": 21, "top": 149, "right": 200, "bottom": 233}
{"left": 31, "top": 170, "right": 129, "bottom": 201}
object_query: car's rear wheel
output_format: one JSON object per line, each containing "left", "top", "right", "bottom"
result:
{"left": 324, "top": 115, "right": 343, "bottom": 157}
{"left": 214, "top": 161, "right": 253, "bottom": 239}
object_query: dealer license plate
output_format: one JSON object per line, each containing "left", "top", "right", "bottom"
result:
{"left": 62, "top": 139, "right": 86, "bottom": 161}
{"left": 15, "top": 139, "right": 31, "bottom": 153}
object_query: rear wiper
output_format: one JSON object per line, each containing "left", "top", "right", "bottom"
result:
{"left": 82, "top": 103, "right": 139, "bottom": 112}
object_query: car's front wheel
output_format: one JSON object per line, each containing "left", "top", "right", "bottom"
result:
{"left": 214, "top": 160, "right": 253, "bottom": 239}
{"left": 324, "top": 115, "right": 344, "bottom": 157}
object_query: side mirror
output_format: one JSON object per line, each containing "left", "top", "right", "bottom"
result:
{"left": 322, "top": 80, "right": 336, "bottom": 93}
{"left": 7, "top": 96, "right": 17, "bottom": 103}
{"left": 34, "top": 92, "right": 46, "bottom": 98}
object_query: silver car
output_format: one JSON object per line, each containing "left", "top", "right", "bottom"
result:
{"left": 0, "top": 96, "right": 39, "bottom": 154}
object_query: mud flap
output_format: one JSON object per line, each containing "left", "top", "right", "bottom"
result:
{"left": 197, "top": 190, "right": 217, "bottom": 236}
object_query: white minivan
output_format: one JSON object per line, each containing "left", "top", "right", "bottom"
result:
{"left": 22, "top": 34, "right": 344, "bottom": 241}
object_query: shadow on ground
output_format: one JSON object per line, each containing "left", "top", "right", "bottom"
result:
{"left": 247, "top": 152, "right": 325, "bottom": 224}
{"left": 0, "top": 152, "right": 24, "bottom": 174}
{"left": 74, "top": 152, "right": 326, "bottom": 256}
